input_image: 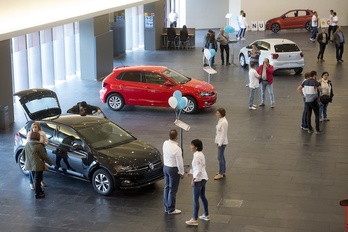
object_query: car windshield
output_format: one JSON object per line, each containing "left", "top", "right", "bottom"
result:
{"left": 75, "top": 121, "right": 135, "bottom": 149}
{"left": 162, "top": 68, "right": 191, "bottom": 84}
{"left": 274, "top": 44, "right": 300, "bottom": 52}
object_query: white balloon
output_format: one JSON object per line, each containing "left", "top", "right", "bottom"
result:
{"left": 168, "top": 96, "right": 178, "bottom": 109}
{"left": 182, "top": 97, "right": 188, "bottom": 107}
{"left": 204, "top": 48, "right": 211, "bottom": 61}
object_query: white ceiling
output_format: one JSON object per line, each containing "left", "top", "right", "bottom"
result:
{"left": 0, "top": 0, "right": 158, "bottom": 41}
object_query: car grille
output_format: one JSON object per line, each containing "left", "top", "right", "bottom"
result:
{"left": 118, "top": 160, "right": 164, "bottom": 189}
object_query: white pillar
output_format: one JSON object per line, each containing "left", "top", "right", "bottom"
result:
{"left": 12, "top": 36, "right": 29, "bottom": 92}
{"left": 26, "top": 32, "right": 42, "bottom": 88}
{"left": 52, "top": 26, "right": 66, "bottom": 81}
{"left": 64, "top": 23, "right": 76, "bottom": 78}
{"left": 40, "top": 29, "right": 55, "bottom": 86}
{"left": 125, "top": 8, "right": 133, "bottom": 50}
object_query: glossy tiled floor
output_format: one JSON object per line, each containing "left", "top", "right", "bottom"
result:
{"left": 1, "top": 28, "right": 348, "bottom": 232}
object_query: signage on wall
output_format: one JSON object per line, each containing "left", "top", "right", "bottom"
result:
{"left": 145, "top": 16, "right": 154, "bottom": 28}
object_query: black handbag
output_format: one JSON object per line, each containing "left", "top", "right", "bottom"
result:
{"left": 320, "top": 95, "right": 330, "bottom": 104}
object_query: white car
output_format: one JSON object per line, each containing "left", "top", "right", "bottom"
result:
{"left": 239, "top": 38, "right": 304, "bottom": 74}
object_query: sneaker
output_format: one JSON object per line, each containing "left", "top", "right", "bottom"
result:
{"left": 245, "top": 83, "right": 249, "bottom": 87}
{"left": 324, "top": 118, "right": 330, "bottom": 121}
{"left": 226, "top": 62, "right": 231, "bottom": 65}
{"left": 301, "top": 127, "right": 309, "bottom": 131}
{"left": 252, "top": 104, "right": 257, "bottom": 107}
{"left": 168, "top": 209, "right": 181, "bottom": 215}
{"left": 185, "top": 218, "right": 198, "bottom": 226}
{"left": 237, "top": 37, "right": 240, "bottom": 40}
{"left": 203, "top": 64, "right": 209, "bottom": 67}
{"left": 241, "top": 38, "right": 246, "bottom": 40}
{"left": 214, "top": 174, "right": 224, "bottom": 180}
{"left": 259, "top": 103, "right": 265, "bottom": 106}
{"left": 316, "top": 130, "right": 323, "bottom": 135}
{"left": 249, "top": 106, "right": 256, "bottom": 110}
{"left": 199, "top": 214, "right": 210, "bottom": 221}
{"left": 308, "top": 130, "right": 314, "bottom": 134}
{"left": 271, "top": 104, "right": 275, "bottom": 108}
{"left": 30, "top": 184, "right": 34, "bottom": 190}
{"left": 320, "top": 118, "right": 323, "bottom": 122}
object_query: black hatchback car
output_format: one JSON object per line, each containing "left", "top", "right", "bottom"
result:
{"left": 14, "top": 88, "right": 164, "bottom": 195}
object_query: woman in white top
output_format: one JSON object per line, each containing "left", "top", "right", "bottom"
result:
{"left": 27, "top": 122, "right": 48, "bottom": 190}
{"left": 319, "top": 72, "right": 334, "bottom": 121}
{"left": 214, "top": 108, "right": 228, "bottom": 180}
{"left": 185, "top": 139, "right": 209, "bottom": 226}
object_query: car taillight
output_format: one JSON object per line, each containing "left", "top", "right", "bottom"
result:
{"left": 300, "top": 52, "right": 304, "bottom": 57}
{"left": 102, "top": 81, "right": 107, "bottom": 88}
{"left": 271, "top": 53, "right": 279, "bottom": 59}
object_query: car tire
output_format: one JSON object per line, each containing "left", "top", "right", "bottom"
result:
{"left": 305, "top": 21, "right": 312, "bottom": 31}
{"left": 17, "top": 151, "right": 29, "bottom": 175}
{"left": 183, "top": 96, "right": 197, "bottom": 114}
{"left": 92, "top": 169, "right": 115, "bottom": 196}
{"left": 239, "top": 54, "right": 247, "bottom": 68}
{"left": 294, "top": 68, "right": 303, "bottom": 75}
{"left": 271, "top": 23, "right": 280, "bottom": 33}
{"left": 107, "top": 93, "right": 124, "bottom": 111}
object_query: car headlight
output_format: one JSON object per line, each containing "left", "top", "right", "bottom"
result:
{"left": 199, "top": 92, "right": 213, "bottom": 97}
{"left": 114, "top": 164, "right": 136, "bottom": 172}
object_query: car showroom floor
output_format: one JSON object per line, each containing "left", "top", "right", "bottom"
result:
{"left": 1, "top": 28, "right": 348, "bottom": 232}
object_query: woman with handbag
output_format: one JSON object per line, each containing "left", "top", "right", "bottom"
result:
{"left": 319, "top": 72, "right": 334, "bottom": 122}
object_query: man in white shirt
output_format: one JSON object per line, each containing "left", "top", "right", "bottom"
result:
{"left": 162, "top": 129, "right": 185, "bottom": 215}
{"left": 248, "top": 62, "right": 261, "bottom": 110}
{"left": 168, "top": 10, "right": 179, "bottom": 27}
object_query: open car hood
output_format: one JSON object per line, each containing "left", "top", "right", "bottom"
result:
{"left": 14, "top": 88, "right": 61, "bottom": 120}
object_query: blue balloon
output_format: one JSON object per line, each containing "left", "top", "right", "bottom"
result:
{"left": 209, "top": 49, "right": 216, "bottom": 57}
{"left": 173, "top": 90, "right": 182, "bottom": 99}
{"left": 178, "top": 98, "right": 186, "bottom": 110}
{"left": 224, "top": 25, "right": 235, "bottom": 34}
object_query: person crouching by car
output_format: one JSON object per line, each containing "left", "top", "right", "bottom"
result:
{"left": 23, "top": 131, "right": 53, "bottom": 199}
{"left": 67, "top": 101, "right": 101, "bottom": 116}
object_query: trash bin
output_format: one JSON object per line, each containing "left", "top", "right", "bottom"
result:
{"left": 340, "top": 199, "right": 348, "bottom": 232}
{"left": 0, "top": 105, "right": 9, "bottom": 131}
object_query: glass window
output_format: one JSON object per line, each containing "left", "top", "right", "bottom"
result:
{"left": 117, "top": 72, "right": 141, "bottom": 82}
{"left": 57, "top": 125, "right": 82, "bottom": 147}
{"left": 274, "top": 44, "right": 300, "bottom": 52}
{"left": 144, "top": 72, "right": 168, "bottom": 85}
{"left": 162, "top": 68, "right": 189, "bottom": 84}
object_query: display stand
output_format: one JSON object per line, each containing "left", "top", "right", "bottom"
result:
{"left": 228, "top": 40, "right": 239, "bottom": 66}
{"left": 203, "top": 66, "right": 217, "bottom": 83}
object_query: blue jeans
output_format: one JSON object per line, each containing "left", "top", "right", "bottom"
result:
{"left": 248, "top": 87, "right": 257, "bottom": 107}
{"left": 217, "top": 145, "right": 226, "bottom": 174}
{"left": 305, "top": 100, "right": 320, "bottom": 131}
{"left": 301, "top": 98, "right": 308, "bottom": 128}
{"left": 163, "top": 166, "right": 180, "bottom": 212}
{"left": 320, "top": 103, "right": 329, "bottom": 119}
{"left": 260, "top": 81, "right": 275, "bottom": 105}
{"left": 311, "top": 27, "right": 318, "bottom": 40}
{"left": 192, "top": 180, "right": 209, "bottom": 220}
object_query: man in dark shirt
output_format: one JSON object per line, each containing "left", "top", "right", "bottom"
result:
{"left": 67, "top": 101, "right": 101, "bottom": 116}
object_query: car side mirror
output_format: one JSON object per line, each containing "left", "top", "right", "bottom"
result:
{"left": 73, "top": 143, "right": 83, "bottom": 150}
{"left": 164, "top": 81, "right": 175, "bottom": 86}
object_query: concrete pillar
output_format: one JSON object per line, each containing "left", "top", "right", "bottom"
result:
{"left": 0, "top": 40, "right": 14, "bottom": 125}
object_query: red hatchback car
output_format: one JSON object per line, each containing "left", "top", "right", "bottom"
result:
{"left": 266, "top": 9, "right": 314, "bottom": 33}
{"left": 99, "top": 66, "right": 217, "bottom": 113}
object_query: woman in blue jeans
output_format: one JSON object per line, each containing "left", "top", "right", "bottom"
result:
{"left": 185, "top": 139, "right": 209, "bottom": 226}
